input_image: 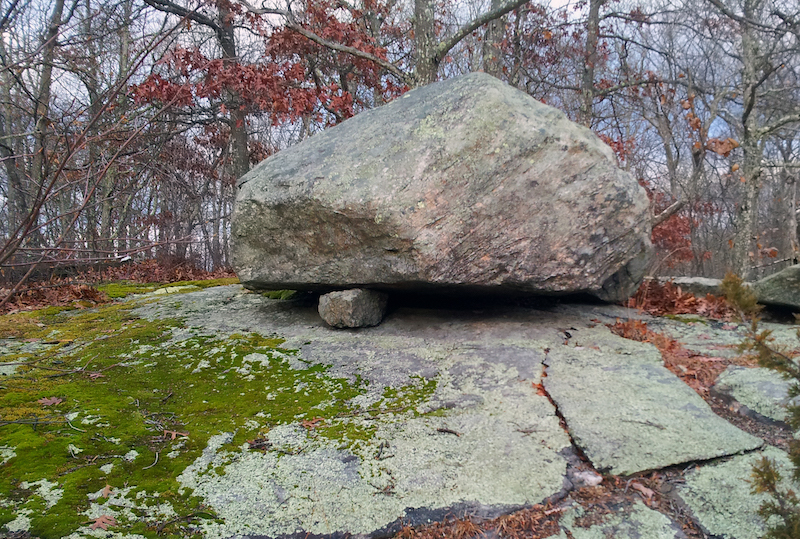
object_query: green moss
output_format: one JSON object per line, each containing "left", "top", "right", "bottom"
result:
{"left": 261, "top": 290, "right": 298, "bottom": 300}
{"left": 664, "top": 314, "right": 709, "bottom": 325}
{"left": 0, "top": 279, "right": 446, "bottom": 537}
{"left": 0, "top": 298, "right": 371, "bottom": 537}
{"left": 381, "top": 375, "right": 438, "bottom": 415}
{"left": 98, "top": 277, "right": 239, "bottom": 298}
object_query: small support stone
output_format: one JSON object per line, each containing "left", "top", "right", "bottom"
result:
{"left": 318, "top": 289, "right": 388, "bottom": 328}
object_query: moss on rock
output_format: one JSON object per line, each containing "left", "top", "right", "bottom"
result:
{"left": 0, "top": 281, "right": 380, "bottom": 538}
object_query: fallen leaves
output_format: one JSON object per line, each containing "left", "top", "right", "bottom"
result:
{"left": 38, "top": 396, "right": 63, "bottom": 406}
{"left": 0, "top": 259, "right": 235, "bottom": 314}
{"left": 1, "top": 281, "right": 109, "bottom": 315}
{"left": 627, "top": 280, "right": 736, "bottom": 320}
{"left": 630, "top": 481, "right": 655, "bottom": 502}
{"left": 532, "top": 382, "right": 548, "bottom": 397}
{"left": 89, "top": 514, "right": 117, "bottom": 530}
{"left": 100, "top": 484, "right": 114, "bottom": 498}
{"left": 300, "top": 417, "right": 324, "bottom": 430}
{"left": 88, "top": 258, "right": 234, "bottom": 285}
{"left": 163, "top": 429, "right": 189, "bottom": 440}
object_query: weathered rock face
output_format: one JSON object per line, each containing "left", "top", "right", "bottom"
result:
{"left": 318, "top": 288, "right": 388, "bottom": 328}
{"left": 658, "top": 265, "right": 800, "bottom": 311}
{"left": 752, "top": 264, "right": 800, "bottom": 310}
{"left": 233, "top": 72, "right": 653, "bottom": 302}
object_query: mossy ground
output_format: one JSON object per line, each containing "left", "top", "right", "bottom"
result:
{"left": 97, "top": 277, "right": 240, "bottom": 298}
{"left": 0, "top": 281, "right": 437, "bottom": 538}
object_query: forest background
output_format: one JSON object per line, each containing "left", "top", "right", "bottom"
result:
{"left": 0, "top": 0, "right": 798, "bottom": 297}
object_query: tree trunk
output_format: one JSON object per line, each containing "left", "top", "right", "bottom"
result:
{"left": 31, "top": 0, "right": 66, "bottom": 203}
{"left": 579, "top": 0, "right": 603, "bottom": 127}
{"left": 786, "top": 173, "right": 798, "bottom": 265}
{"left": 413, "top": 0, "right": 437, "bottom": 86}
{"left": 731, "top": 0, "right": 763, "bottom": 280}
{"left": 0, "top": 43, "right": 27, "bottom": 237}
{"left": 482, "top": 0, "right": 505, "bottom": 78}
{"left": 217, "top": 3, "right": 250, "bottom": 180}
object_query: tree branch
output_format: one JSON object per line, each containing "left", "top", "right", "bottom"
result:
{"left": 704, "top": 0, "right": 788, "bottom": 33}
{"left": 141, "top": 0, "right": 219, "bottom": 31}
{"left": 758, "top": 111, "right": 800, "bottom": 137}
{"left": 236, "top": 0, "right": 410, "bottom": 84}
{"left": 435, "top": 0, "right": 530, "bottom": 60}
{"left": 652, "top": 198, "right": 686, "bottom": 227}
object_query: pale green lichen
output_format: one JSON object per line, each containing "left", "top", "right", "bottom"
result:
{"left": 555, "top": 501, "right": 683, "bottom": 539}
{"left": 19, "top": 480, "right": 63, "bottom": 509}
{"left": 4, "top": 508, "right": 32, "bottom": 532}
{"left": 678, "top": 447, "right": 797, "bottom": 539}
{"left": 0, "top": 446, "right": 15, "bottom": 465}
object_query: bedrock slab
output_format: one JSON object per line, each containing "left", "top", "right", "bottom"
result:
{"left": 712, "top": 365, "right": 793, "bottom": 424}
{"left": 128, "top": 286, "right": 795, "bottom": 537}
{"left": 134, "top": 286, "right": 573, "bottom": 537}
{"left": 677, "top": 446, "right": 797, "bottom": 539}
{"left": 555, "top": 501, "right": 686, "bottom": 539}
{"left": 543, "top": 326, "right": 763, "bottom": 475}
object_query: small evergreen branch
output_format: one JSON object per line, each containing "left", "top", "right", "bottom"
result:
{"left": 721, "top": 272, "right": 800, "bottom": 538}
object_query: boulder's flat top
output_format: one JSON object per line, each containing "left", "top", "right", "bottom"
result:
{"left": 2, "top": 284, "right": 798, "bottom": 538}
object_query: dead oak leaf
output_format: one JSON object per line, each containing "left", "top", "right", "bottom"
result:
{"left": 88, "top": 372, "right": 105, "bottom": 380}
{"left": 89, "top": 514, "right": 117, "bottom": 530}
{"left": 630, "top": 481, "right": 655, "bottom": 502}
{"left": 38, "top": 396, "right": 63, "bottom": 406}
{"left": 163, "top": 429, "right": 189, "bottom": 440}
{"left": 247, "top": 437, "right": 272, "bottom": 451}
{"left": 301, "top": 417, "right": 324, "bottom": 430}
{"left": 100, "top": 484, "right": 114, "bottom": 498}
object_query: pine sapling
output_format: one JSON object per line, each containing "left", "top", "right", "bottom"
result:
{"left": 721, "top": 272, "right": 800, "bottom": 538}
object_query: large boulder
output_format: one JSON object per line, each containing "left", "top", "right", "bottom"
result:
{"left": 752, "top": 264, "right": 800, "bottom": 311}
{"left": 233, "top": 73, "right": 653, "bottom": 302}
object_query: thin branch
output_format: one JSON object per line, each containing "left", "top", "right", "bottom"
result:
{"left": 652, "top": 198, "right": 686, "bottom": 227}
{"left": 141, "top": 0, "right": 219, "bottom": 31}
{"left": 435, "top": 0, "right": 530, "bottom": 61}
{"left": 236, "top": 0, "right": 409, "bottom": 84}
{"left": 759, "top": 112, "right": 800, "bottom": 138}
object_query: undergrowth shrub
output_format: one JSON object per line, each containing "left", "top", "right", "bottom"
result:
{"left": 721, "top": 272, "right": 800, "bottom": 538}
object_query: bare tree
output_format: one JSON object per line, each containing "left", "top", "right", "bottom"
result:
{"left": 237, "top": 0, "right": 531, "bottom": 86}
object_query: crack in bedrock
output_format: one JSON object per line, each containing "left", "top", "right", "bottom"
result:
{"left": 536, "top": 351, "right": 600, "bottom": 496}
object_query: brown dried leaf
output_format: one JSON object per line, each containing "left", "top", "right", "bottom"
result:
{"left": 301, "top": 417, "right": 324, "bottom": 430}
{"left": 631, "top": 481, "right": 655, "bottom": 500}
{"left": 163, "top": 429, "right": 189, "bottom": 440}
{"left": 90, "top": 514, "right": 117, "bottom": 530}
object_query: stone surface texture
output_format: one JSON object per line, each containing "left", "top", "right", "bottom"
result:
{"left": 712, "top": 365, "right": 792, "bottom": 423}
{"left": 658, "top": 276, "right": 724, "bottom": 297}
{"left": 676, "top": 447, "right": 796, "bottom": 539}
{"left": 555, "top": 501, "right": 686, "bottom": 539}
{"left": 233, "top": 73, "right": 653, "bottom": 302}
{"left": 543, "top": 327, "right": 762, "bottom": 476}
{"left": 118, "top": 286, "right": 789, "bottom": 538}
{"left": 318, "top": 288, "right": 388, "bottom": 328}
{"left": 660, "top": 265, "right": 800, "bottom": 310}
{"left": 753, "top": 263, "right": 800, "bottom": 310}
{"left": 6, "top": 282, "right": 800, "bottom": 539}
